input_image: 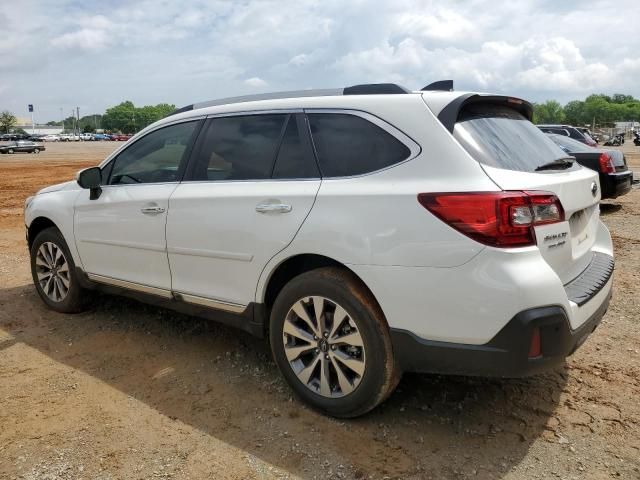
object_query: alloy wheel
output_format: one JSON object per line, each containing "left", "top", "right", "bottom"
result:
{"left": 35, "top": 242, "right": 70, "bottom": 302}
{"left": 282, "top": 296, "right": 366, "bottom": 398}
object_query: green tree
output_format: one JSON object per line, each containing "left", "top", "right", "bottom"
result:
{"left": 533, "top": 100, "right": 565, "bottom": 124}
{"left": 101, "top": 101, "right": 176, "bottom": 133}
{"left": 563, "top": 100, "right": 586, "bottom": 125}
{"left": 611, "top": 94, "right": 636, "bottom": 104}
{"left": 0, "top": 110, "right": 17, "bottom": 134}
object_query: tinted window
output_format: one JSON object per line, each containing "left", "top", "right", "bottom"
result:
{"left": 566, "top": 128, "right": 585, "bottom": 140}
{"left": 192, "top": 114, "right": 286, "bottom": 181}
{"left": 540, "top": 127, "right": 569, "bottom": 137}
{"left": 547, "top": 134, "right": 594, "bottom": 153}
{"left": 109, "top": 121, "right": 198, "bottom": 185}
{"left": 272, "top": 116, "right": 319, "bottom": 179}
{"left": 454, "top": 105, "right": 570, "bottom": 172}
{"left": 308, "top": 113, "right": 410, "bottom": 177}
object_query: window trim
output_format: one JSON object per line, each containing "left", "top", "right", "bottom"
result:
{"left": 303, "top": 108, "right": 421, "bottom": 179}
{"left": 182, "top": 110, "right": 320, "bottom": 183}
{"left": 98, "top": 117, "right": 205, "bottom": 187}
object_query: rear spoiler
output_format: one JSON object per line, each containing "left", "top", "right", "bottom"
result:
{"left": 437, "top": 94, "right": 534, "bottom": 133}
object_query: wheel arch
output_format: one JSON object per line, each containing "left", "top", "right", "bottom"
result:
{"left": 27, "top": 216, "right": 60, "bottom": 250}
{"left": 259, "top": 253, "right": 386, "bottom": 331}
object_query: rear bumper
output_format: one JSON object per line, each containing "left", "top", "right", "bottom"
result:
{"left": 392, "top": 252, "right": 614, "bottom": 377}
{"left": 600, "top": 171, "right": 633, "bottom": 199}
{"left": 391, "top": 290, "right": 611, "bottom": 377}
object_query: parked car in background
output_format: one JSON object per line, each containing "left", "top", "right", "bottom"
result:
{"left": 42, "top": 135, "right": 60, "bottom": 142}
{"left": 111, "top": 133, "right": 133, "bottom": 141}
{"left": 1, "top": 133, "right": 30, "bottom": 141}
{"left": 538, "top": 124, "right": 598, "bottom": 147}
{"left": 59, "top": 134, "right": 80, "bottom": 142}
{"left": 93, "top": 133, "right": 112, "bottom": 141}
{"left": 546, "top": 134, "right": 633, "bottom": 199}
{"left": 576, "top": 127, "right": 597, "bottom": 144}
{"left": 25, "top": 83, "right": 614, "bottom": 417}
{"left": 79, "top": 133, "right": 93, "bottom": 141}
{"left": 0, "top": 140, "right": 45, "bottom": 154}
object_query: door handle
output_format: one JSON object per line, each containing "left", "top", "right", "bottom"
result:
{"left": 140, "top": 206, "right": 166, "bottom": 214}
{"left": 255, "top": 203, "right": 292, "bottom": 214}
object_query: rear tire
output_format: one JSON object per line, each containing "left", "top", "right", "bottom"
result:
{"left": 7, "top": 148, "right": 14, "bottom": 154}
{"left": 34, "top": 148, "right": 40, "bottom": 154}
{"left": 30, "top": 227, "right": 90, "bottom": 313}
{"left": 269, "top": 267, "right": 400, "bottom": 417}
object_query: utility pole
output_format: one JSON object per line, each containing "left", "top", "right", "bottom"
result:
{"left": 28, "top": 104, "right": 34, "bottom": 134}
{"left": 60, "top": 107, "right": 64, "bottom": 132}
{"left": 76, "top": 107, "right": 80, "bottom": 136}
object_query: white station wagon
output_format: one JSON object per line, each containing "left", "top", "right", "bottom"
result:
{"left": 25, "top": 82, "right": 614, "bottom": 417}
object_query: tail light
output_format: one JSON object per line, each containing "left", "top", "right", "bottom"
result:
{"left": 417, "top": 191, "right": 565, "bottom": 248}
{"left": 598, "top": 153, "right": 615, "bottom": 173}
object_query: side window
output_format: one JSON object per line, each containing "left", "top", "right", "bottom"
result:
{"left": 272, "top": 115, "right": 319, "bottom": 179}
{"left": 307, "top": 113, "right": 411, "bottom": 177}
{"left": 192, "top": 114, "right": 287, "bottom": 181}
{"left": 108, "top": 121, "right": 198, "bottom": 185}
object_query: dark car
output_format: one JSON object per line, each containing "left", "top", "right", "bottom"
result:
{"left": 546, "top": 134, "right": 632, "bottom": 199}
{"left": 538, "top": 124, "right": 598, "bottom": 147}
{"left": 0, "top": 140, "right": 45, "bottom": 154}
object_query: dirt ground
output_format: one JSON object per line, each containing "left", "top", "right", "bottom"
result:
{"left": 0, "top": 141, "right": 639, "bottom": 480}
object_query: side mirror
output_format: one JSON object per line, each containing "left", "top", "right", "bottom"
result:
{"left": 76, "top": 167, "right": 102, "bottom": 200}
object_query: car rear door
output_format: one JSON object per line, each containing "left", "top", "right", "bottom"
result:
{"left": 74, "top": 119, "right": 202, "bottom": 293}
{"left": 166, "top": 112, "right": 320, "bottom": 311}
{"left": 452, "top": 103, "right": 602, "bottom": 285}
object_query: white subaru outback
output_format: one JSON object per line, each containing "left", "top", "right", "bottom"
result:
{"left": 25, "top": 82, "right": 614, "bottom": 417}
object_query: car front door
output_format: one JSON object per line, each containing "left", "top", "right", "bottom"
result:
{"left": 74, "top": 119, "right": 202, "bottom": 293}
{"left": 166, "top": 112, "right": 321, "bottom": 311}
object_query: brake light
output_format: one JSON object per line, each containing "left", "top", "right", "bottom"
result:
{"left": 598, "top": 153, "right": 615, "bottom": 173}
{"left": 417, "top": 191, "right": 565, "bottom": 248}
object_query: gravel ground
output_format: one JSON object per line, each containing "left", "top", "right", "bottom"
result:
{"left": 0, "top": 141, "right": 639, "bottom": 479}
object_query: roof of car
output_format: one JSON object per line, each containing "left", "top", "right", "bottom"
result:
{"left": 146, "top": 82, "right": 533, "bottom": 137}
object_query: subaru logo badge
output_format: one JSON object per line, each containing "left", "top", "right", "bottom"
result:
{"left": 590, "top": 182, "right": 598, "bottom": 197}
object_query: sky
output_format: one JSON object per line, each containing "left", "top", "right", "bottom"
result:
{"left": 1, "top": 0, "right": 639, "bottom": 123}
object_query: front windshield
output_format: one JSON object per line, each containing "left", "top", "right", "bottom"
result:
{"left": 453, "top": 104, "right": 570, "bottom": 172}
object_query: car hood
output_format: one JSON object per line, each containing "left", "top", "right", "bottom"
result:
{"left": 37, "top": 180, "right": 79, "bottom": 195}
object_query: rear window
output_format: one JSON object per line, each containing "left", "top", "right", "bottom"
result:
{"left": 547, "top": 134, "right": 594, "bottom": 153}
{"left": 453, "top": 104, "right": 569, "bottom": 172}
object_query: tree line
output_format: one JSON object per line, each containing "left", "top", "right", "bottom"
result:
{"left": 533, "top": 93, "right": 640, "bottom": 126}
{"left": 1, "top": 101, "right": 175, "bottom": 134}
{"left": 4, "top": 94, "right": 639, "bottom": 135}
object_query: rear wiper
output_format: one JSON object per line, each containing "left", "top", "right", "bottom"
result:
{"left": 535, "top": 157, "right": 575, "bottom": 171}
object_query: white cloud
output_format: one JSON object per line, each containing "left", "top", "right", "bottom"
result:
{"left": 244, "top": 77, "right": 268, "bottom": 88}
{"left": 52, "top": 29, "right": 111, "bottom": 50}
{"left": 1, "top": 0, "right": 640, "bottom": 122}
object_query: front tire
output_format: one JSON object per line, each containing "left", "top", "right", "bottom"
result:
{"left": 34, "top": 148, "right": 40, "bottom": 153}
{"left": 269, "top": 267, "right": 400, "bottom": 417}
{"left": 30, "top": 227, "right": 89, "bottom": 313}
{"left": 7, "top": 148, "right": 14, "bottom": 154}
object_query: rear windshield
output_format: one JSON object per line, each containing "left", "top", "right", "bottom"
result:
{"left": 453, "top": 104, "right": 569, "bottom": 172}
{"left": 547, "top": 134, "right": 594, "bottom": 153}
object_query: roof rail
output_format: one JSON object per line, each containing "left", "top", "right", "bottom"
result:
{"left": 167, "top": 83, "right": 411, "bottom": 117}
{"left": 421, "top": 80, "right": 454, "bottom": 91}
